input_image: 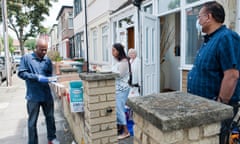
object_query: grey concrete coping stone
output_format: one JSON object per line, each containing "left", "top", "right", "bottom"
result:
{"left": 79, "top": 72, "right": 119, "bottom": 81}
{"left": 127, "top": 91, "right": 233, "bottom": 132}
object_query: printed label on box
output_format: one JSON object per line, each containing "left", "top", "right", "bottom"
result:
{"left": 70, "top": 87, "right": 84, "bottom": 112}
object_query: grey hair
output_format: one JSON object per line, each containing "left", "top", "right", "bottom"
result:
{"left": 128, "top": 48, "right": 137, "bottom": 56}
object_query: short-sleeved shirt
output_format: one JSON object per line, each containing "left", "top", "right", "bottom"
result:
{"left": 18, "top": 53, "right": 53, "bottom": 102}
{"left": 187, "top": 25, "right": 240, "bottom": 103}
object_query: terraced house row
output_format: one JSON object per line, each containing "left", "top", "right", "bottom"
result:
{"left": 48, "top": 0, "right": 240, "bottom": 96}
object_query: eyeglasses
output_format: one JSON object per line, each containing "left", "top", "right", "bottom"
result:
{"left": 197, "top": 13, "right": 208, "bottom": 19}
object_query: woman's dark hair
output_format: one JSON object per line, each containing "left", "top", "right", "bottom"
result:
{"left": 112, "top": 43, "right": 128, "bottom": 61}
{"left": 203, "top": 1, "right": 225, "bottom": 23}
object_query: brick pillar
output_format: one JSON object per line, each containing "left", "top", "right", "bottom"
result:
{"left": 79, "top": 73, "right": 119, "bottom": 144}
{"left": 127, "top": 92, "right": 233, "bottom": 144}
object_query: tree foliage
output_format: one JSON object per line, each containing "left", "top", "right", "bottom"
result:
{"left": 24, "top": 39, "right": 36, "bottom": 51}
{"left": 0, "top": 36, "right": 15, "bottom": 55}
{"left": 0, "top": 0, "right": 54, "bottom": 55}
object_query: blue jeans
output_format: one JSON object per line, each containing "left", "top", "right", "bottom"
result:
{"left": 27, "top": 101, "right": 56, "bottom": 144}
{"left": 116, "top": 88, "right": 130, "bottom": 125}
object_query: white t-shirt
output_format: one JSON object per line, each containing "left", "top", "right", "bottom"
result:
{"left": 112, "top": 58, "right": 129, "bottom": 93}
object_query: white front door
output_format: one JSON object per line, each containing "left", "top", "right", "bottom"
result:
{"left": 141, "top": 12, "right": 159, "bottom": 96}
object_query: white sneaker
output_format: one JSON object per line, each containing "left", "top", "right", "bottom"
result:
{"left": 48, "top": 138, "right": 60, "bottom": 144}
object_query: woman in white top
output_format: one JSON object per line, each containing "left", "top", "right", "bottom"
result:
{"left": 128, "top": 48, "right": 141, "bottom": 97}
{"left": 111, "top": 43, "right": 130, "bottom": 140}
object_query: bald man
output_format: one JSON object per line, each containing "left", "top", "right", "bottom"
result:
{"left": 18, "top": 38, "right": 59, "bottom": 144}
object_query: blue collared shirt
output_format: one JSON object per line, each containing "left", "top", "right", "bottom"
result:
{"left": 187, "top": 25, "right": 240, "bottom": 102}
{"left": 18, "top": 53, "right": 53, "bottom": 102}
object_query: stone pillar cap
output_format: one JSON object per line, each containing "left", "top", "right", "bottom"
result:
{"left": 79, "top": 72, "right": 119, "bottom": 81}
{"left": 127, "top": 91, "right": 233, "bottom": 132}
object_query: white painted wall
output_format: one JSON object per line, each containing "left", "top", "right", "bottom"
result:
{"left": 57, "top": 19, "right": 62, "bottom": 57}
{"left": 87, "top": 0, "right": 109, "bottom": 23}
{"left": 109, "top": 0, "right": 128, "bottom": 11}
{"left": 73, "top": 11, "right": 85, "bottom": 34}
{"left": 161, "top": 14, "right": 180, "bottom": 91}
{"left": 52, "top": 25, "right": 58, "bottom": 47}
{"left": 87, "top": 0, "right": 127, "bottom": 23}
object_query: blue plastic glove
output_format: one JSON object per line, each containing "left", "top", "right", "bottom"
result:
{"left": 37, "top": 75, "right": 49, "bottom": 83}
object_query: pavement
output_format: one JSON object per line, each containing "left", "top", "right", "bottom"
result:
{"left": 0, "top": 74, "right": 133, "bottom": 144}
{"left": 0, "top": 74, "right": 75, "bottom": 144}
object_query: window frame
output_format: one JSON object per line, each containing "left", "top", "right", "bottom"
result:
{"left": 74, "top": 33, "right": 80, "bottom": 57}
{"left": 74, "top": 0, "right": 82, "bottom": 17}
{"left": 68, "top": 12, "right": 73, "bottom": 29}
{"left": 91, "top": 29, "right": 98, "bottom": 61}
{"left": 101, "top": 25, "right": 109, "bottom": 62}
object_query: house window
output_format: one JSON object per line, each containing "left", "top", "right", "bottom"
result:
{"left": 144, "top": 4, "right": 153, "bottom": 14}
{"left": 69, "top": 37, "right": 74, "bottom": 58}
{"left": 80, "top": 32, "right": 85, "bottom": 58}
{"left": 68, "top": 12, "right": 73, "bottom": 29}
{"left": 75, "top": 33, "right": 80, "bottom": 57}
{"left": 186, "top": 0, "right": 199, "bottom": 4}
{"left": 158, "top": 0, "right": 180, "bottom": 14}
{"left": 74, "top": 0, "right": 82, "bottom": 16}
{"left": 102, "top": 25, "right": 109, "bottom": 62}
{"left": 74, "top": 32, "right": 85, "bottom": 58}
{"left": 92, "top": 29, "right": 98, "bottom": 61}
{"left": 113, "top": 22, "right": 117, "bottom": 42}
{"left": 185, "top": 5, "right": 203, "bottom": 64}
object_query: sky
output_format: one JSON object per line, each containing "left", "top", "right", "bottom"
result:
{"left": 0, "top": 0, "right": 73, "bottom": 39}
{"left": 42, "top": 0, "right": 73, "bottom": 28}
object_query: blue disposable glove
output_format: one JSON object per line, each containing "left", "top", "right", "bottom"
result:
{"left": 37, "top": 75, "right": 49, "bottom": 83}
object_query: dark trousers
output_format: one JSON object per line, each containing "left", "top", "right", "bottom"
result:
{"left": 27, "top": 101, "right": 56, "bottom": 144}
{"left": 220, "top": 103, "right": 239, "bottom": 144}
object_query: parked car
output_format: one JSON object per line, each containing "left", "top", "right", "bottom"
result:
{"left": 10, "top": 57, "right": 17, "bottom": 74}
{"left": 0, "top": 56, "right": 17, "bottom": 85}
{"left": 0, "top": 57, "right": 6, "bottom": 85}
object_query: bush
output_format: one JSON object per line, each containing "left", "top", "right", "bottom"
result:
{"left": 47, "top": 51, "right": 62, "bottom": 62}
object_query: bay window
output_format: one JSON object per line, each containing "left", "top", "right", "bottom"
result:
{"left": 102, "top": 25, "right": 109, "bottom": 62}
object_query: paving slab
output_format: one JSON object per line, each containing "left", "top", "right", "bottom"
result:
{"left": 0, "top": 75, "right": 75, "bottom": 144}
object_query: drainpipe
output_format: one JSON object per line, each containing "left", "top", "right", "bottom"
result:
{"left": 84, "top": 0, "right": 89, "bottom": 73}
{"left": 133, "top": 0, "right": 142, "bottom": 95}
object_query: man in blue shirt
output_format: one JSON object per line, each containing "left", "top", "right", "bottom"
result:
{"left": 18, "top": 37, "right": 59, "bottom": 144}
{"left": 187, "top": 2, "right": 240, "bottom": 144}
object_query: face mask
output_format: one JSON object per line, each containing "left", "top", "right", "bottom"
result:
{"left": 196, "top": 19, "right": 206, "bottom": 36}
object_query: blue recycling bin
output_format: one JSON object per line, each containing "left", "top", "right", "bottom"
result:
{"left": 69, "top": 80, "right": 84, "bottom": 112}
{"left": 125, "top": 107, "right": 134, "bottom": 136}
{"left": 71, "top": 63, "right": 83, "bottom": 73}
{"left": 127, "top": 120, "right": 134, "bottom": 136}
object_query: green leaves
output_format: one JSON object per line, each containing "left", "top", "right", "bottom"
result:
{"left": 24, "top": 39, "right": 36, "bottom": 51}
{"left": 0, "top": 0, "right": 55, "bottom": 55}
